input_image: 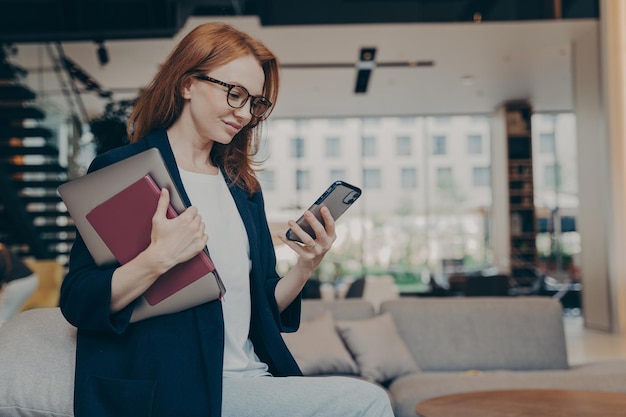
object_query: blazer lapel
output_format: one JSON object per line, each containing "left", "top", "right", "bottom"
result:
{"left": 145, "top": 129, "right": 192, "bottom": 208}
{"left": 144, "top": 129, "right": 261, "bottom": 267}
{"left": 224, "top": 174, "right": 261, "bottom": 265}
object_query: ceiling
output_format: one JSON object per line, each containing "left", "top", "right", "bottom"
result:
{"left": 1, "top": 0, "right": 600, "bottom": 121}
{"left": 0, "top": 0, "right": 599, "bottom": 41}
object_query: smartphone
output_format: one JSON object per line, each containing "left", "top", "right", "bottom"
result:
{"left": 286, "top": 181, "right": 362, "bottom": 243}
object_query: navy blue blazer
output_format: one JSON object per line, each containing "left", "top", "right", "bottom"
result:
{"left": 60, "top": 129, "right": 303, "bottom": 417}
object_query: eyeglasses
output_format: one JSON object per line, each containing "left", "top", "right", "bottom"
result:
{"left": 195, "top": 75, "right": 272, "bottom": 118}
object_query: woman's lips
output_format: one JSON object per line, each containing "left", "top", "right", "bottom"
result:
{"left": 224, "top": 121, "right": 242, "bottom": 135}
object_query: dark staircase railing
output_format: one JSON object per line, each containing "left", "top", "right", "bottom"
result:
{"left": 0, "top": 55, "right": 74, "bottom": 265}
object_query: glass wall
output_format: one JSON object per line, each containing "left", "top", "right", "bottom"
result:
{"left": 257, "top": 115, "right": 493, "bottom": 293}
{"left": 531, "top": 113, "right": 580, "bottom": 285}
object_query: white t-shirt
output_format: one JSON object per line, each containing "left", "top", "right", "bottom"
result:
{"left": 179, "top": 168, "right": 270, "bottom": 378}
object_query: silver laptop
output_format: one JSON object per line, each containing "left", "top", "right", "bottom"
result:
{"left": 58, "top": 148, "right": 186, "bottom": 266}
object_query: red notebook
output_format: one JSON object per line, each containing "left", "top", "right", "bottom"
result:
{"left": 86, "top": 175, "right": 218, "bottom": 306}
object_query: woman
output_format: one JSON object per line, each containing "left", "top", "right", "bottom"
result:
{"left": 60, "top": 22, "right": 393, "bottom": 417}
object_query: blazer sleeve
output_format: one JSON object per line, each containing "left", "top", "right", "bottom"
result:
{"left": 59, "top": 153, "right": 134, "bottom": 333}
{"left": 253, "top": 190, "right": 302, "bottom": 333}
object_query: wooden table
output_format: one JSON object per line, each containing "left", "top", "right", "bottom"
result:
{"left": 415, "top": 389, "right": 626, "bottom": 417}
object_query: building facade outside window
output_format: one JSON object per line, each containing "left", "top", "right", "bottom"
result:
{"left": 432, "top": 135, "right": 447, "bottom": 155}
{"left": 401, "top": 167, "right": 417, "bottom": 189}
{"left": 472, "top": 166, "right": 491, "bottom": 187}
{"left": 467, "top": 134, "right": 483, "bottom": 154}
{"left": 325, "top": 137, "right": 341, "bottom": 158}
{"left": 362, "top": 136, "right": 377, "bottom": 157}
{"left": 532, "top": 113, "right": 580, "bottom": 285}
{"left": 436, "top": 167, "right": 453, "bottom": 188}
{"left": 291, "top": 137, "right": 305, "bottom": 158}
{"left": 396, "top": 135, "right": 412, "bottom": 156}
{"left": 330, "top": 168, "right": 346, "bottom": 182}
{"left": 363, "top": 168, "right": 382, "bottom": 189}
{"left": 539, "top": 132, "right": 556, "bottom": 154}
{"left": 296, "top": 169, "right": 310, "bottom": 190}
{"left": 256, "top": 114, "right": 578, "bottom": 294}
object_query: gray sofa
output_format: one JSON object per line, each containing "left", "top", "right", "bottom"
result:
{"left": 288, "top": 297, "right": 626, "bottom": 417}
{"left": 1, "top": 297, "right": 626, "bottom": 417}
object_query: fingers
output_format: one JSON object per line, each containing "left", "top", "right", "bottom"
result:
{"left": 318, "top": 207, "right": 336, "bottom": 240}
{"left": 279, "top": 229, "right": 312, "bottom": 256}
{"left": 285, "top": 221, "right": 314, "bottom": 250}
{"left": 287, "top": 208, "right": 336, "bottom": 245}
{"left": 177, "top": 206, "right": 205, "bottom": 241}
{"left": 153, "top": 188, "right": 170, "bottom": 220}
{"left": 280, "top": 207, "right": 336, "bottom": 258}
{"left": 302, "top": 208, "right": 335, "bottom": 248}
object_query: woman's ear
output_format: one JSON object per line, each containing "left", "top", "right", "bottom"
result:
{"left": 181, "top": 76, "right": 193, "bottom": 99}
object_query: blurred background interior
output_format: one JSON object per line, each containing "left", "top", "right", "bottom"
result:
{"left": 1, "top": 0, "right": 626, "bottom": 338}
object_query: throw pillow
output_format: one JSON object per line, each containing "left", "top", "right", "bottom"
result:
{"left": 0, "top": 308, "right": 76, "bottom": 417}
{"left": 336, "top": 312, "right": 420, "bottom": 383}
{"left": 282, "top": 311, "right": 359, "bottom": 376}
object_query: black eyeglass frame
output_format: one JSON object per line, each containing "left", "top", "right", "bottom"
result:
{"left": 194, "top": 75, "right": 272, "bottom": 118}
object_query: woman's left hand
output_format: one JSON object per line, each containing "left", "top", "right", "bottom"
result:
{"left": 279, "top": 206, "right": 336, "bottom": 274}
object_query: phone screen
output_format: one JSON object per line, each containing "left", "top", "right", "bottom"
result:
{"left": 286, "top": 181, "right": 361, "bottom": 243}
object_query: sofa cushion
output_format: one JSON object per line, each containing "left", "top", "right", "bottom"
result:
{"left": 381, "top": 297, "right": 569, "bottom": 372}
{"left": 301, "top": 299, "right": 375, "bottom": 321}
{"left": 0, "top": 308, "right": 76, "bottom": 417}
{"left": 336, "top": 312, "right": 420, "bottom": 384}
{"left": 282, "top": 311, "right": 359, "bottom": 376}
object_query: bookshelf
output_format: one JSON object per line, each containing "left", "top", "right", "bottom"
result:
{"left": 505, "top": 101, "right": 538, "bottom": 285}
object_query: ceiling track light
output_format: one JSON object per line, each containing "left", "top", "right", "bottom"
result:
{"left": 355, "top": 47, "right": 377, "bottom": 94}
{"left": 95, "top": 40, "right": 109, "bottom": 66}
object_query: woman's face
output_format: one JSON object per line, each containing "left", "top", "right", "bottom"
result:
{"left": 183, "top": 54, "right": 265, "bottom": 145}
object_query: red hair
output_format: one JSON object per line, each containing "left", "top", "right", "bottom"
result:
{"left": 128, "top": 23, "right": 280, "bottom": 193}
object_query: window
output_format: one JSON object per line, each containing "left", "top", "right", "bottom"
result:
{"left": 398, "top": 116, "right": 416, "bottom": 125}
{"left": 532, "top": 113, "right": 580, "bottom": 285}
{"left": 396, "top": 135, "right": 412, "bottom": 156}
{"left": 291, "top": 137, "right": 305, "bottom": 158}
{"left": 258, "top": 169, "right": 275, "bottom": 190}
{"left": 432, "top": 135, "right": 447, "bottom": 155}
{"left": 472, "top": 166, "right": 490, "bottom": 187}
{"left": 470, "top": 115, "right": 488, "bottom": 123}
{"left": 434, "top": 116, "right": 452, "bottom": 124}
{"left": 544, "top": 164, "right": 561, "bottom": 188}
{"left": 296, "top": 169, "right": 310, "bottom": 190}
{"left": 258, "top": 115, "right": 495, "bottom": 297}
{"left": 436, "top": 167, "right": 453, "bottom": 188}
{"left": 362, "top": 136, "right": 377, "bottom": 157}
{"left": 363, "top": 117, "right": 380, "bottom": 126}
{"left": 295, "top": 119, "right": 309, "bottom": 128}
{"left": 363, "top": 168, "right": 382, "bottom": 189}
{"left": 325, "top": 137, "right": 341, "bottom": 158}
{"left": 467, "top": 134, "right": 483, "bottom": 155}
{"left": 540, "top": 133, "right": 556, "bottom": 154}
{"left": 330, "top": 168, "right": 346, "bottom": 182}
{"left": 400, "top": 167, "right": 417, "bottom": 189}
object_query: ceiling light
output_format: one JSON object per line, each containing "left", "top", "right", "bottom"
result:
{"left": 96, "top": 40, "right": 109, "bottom": 66}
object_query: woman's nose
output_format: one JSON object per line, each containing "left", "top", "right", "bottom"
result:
{"left": 233, "top": 101, "right": 253, "bottom": 122}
